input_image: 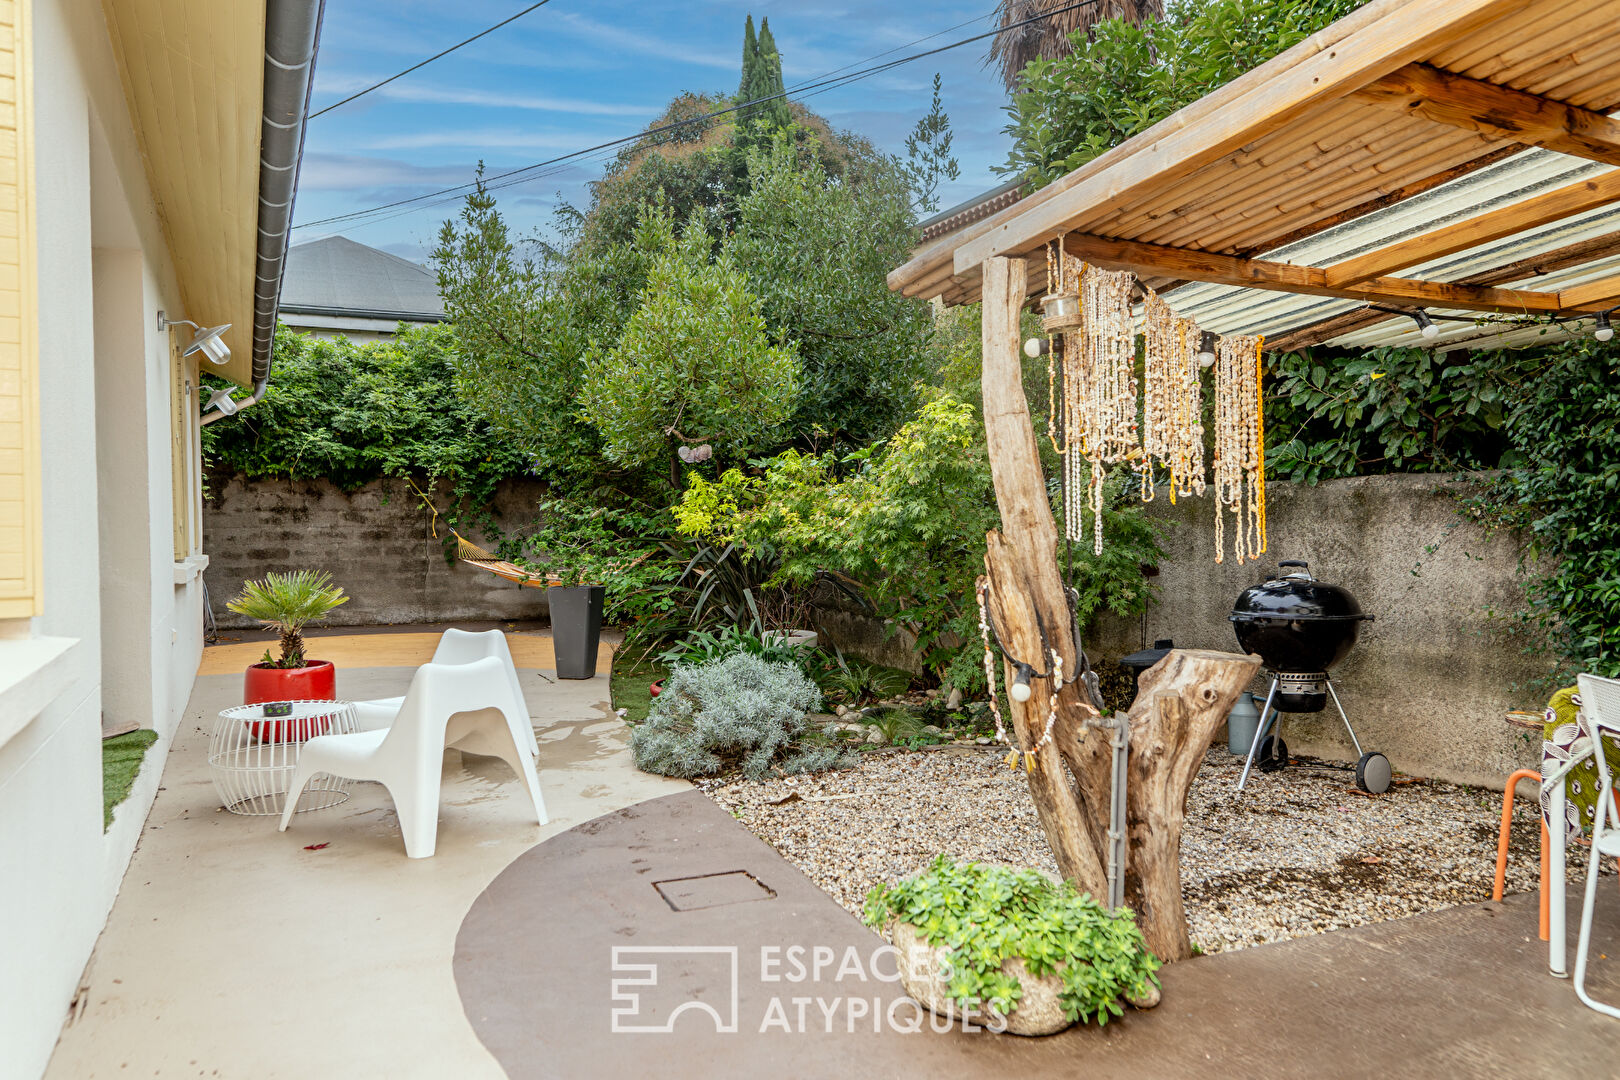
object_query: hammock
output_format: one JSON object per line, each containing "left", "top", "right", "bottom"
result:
{"left": 451, "top": 533, "right": 561, "bottom": 590}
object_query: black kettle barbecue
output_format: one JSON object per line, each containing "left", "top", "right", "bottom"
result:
{"left": 1228, "top": 561, "right": 1390, "bottom": 794}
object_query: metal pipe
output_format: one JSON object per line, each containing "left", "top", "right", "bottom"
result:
{"left": 1106, "top": 715, "right": 1129, "bottom": 911}
{"left": 204, "top": 0, "right": 323, "bottom": 424}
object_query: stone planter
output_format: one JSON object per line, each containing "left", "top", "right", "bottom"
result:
{"left": 890, "top": 920, "right": 1072, "bottom": 1036}
{"left": 890, "top": 918, "right": 1160, "bottom": 1036}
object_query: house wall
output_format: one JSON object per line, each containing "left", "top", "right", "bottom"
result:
{"left": 203, "top": 475, "right": 553, "bottom": 630}
{"left": 1086, "top": 473, "right": 1549, "bottom": 789}
{"left": 0, "top": 2, "right": 202, "bottom": 1076}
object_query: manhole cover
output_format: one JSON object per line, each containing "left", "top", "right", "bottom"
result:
{"left": 654, "top": 870, "right": 776, "bottom": 911}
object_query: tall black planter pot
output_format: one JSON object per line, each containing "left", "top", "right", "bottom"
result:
{"left": 548, "top": 585, "right": 604, "bottom": 680}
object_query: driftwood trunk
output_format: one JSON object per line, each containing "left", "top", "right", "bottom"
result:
{"left": 978, "top": 256, "right": 1260, "bottom": 962}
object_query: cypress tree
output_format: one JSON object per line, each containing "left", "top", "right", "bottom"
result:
{"left": 738, "top": 14, "right": 758, "bottom": 101}
{"left": 756, "top": 18, "right": 791, "bottom": 131}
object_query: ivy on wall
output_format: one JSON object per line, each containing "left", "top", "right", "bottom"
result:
{"left": 1264, "top": 337, "right": 1620, "bottom": 682}
{"left": 201, "top": 323, "right": 530, "bottom": 508}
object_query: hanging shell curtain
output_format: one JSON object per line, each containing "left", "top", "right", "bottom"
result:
{"left": 1043, "top": 247, "right": 1265, "bottom": 564}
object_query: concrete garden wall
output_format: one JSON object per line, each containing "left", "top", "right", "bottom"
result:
{"left": 1088, "top": 473, "right": 1548, "bottom": 789}
{"left": 204, "top": 475, "right": 551, "bottom": 629}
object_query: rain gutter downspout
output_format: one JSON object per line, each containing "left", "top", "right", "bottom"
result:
{"left": 202, "top": 0, "right": 324, "bottom": 425}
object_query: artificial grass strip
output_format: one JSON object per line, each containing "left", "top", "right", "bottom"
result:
{"left": 102, "top": 729, "right": 159, "bottom": 830}
{"left": 610, "top": 658, "right": 667, "bottom": 726}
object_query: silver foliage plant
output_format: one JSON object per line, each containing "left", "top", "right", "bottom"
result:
{"left": 630, "top": 653, "right": 848, "bottom": 780}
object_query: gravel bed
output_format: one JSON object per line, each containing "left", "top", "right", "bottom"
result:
{"left": 701, "top": 745, "right": 1564, "bottom": 954}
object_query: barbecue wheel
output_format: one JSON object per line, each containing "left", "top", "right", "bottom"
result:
{"left": 1257, "top": 735, "right": 1289, "bottom": 772}
{"left": 1356, "top": 751, "right": 1392, "bottom": 794}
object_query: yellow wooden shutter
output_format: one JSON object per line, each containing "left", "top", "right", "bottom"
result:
{"left": 0, "top": 0, "right": 38, "bottom": 619}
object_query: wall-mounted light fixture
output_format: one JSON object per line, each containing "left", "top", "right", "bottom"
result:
{"left": 204, "top": 386, "right": 240, "bottom": 417}
{"left": 157, "top": 311, "right": 233, "bottom": 365}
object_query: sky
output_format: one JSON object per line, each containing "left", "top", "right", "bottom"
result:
{"left": 290, "top": 0, "right": 1018, "bottom": 264}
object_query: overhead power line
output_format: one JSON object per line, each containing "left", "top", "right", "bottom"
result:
{"left": 294, "top": 0, "right": 1101, "bottom": 231}
{"left": 307, "top": 1, "right": 556, "bottom": 120}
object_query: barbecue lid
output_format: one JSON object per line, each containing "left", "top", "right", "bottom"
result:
{"left": 1228, "top": 561, "right": 1373, "bottom": 623}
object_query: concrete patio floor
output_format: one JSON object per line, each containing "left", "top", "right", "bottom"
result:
{"left": 48, "top": 627, "right": 1620, "bottom": 1078}
{"left": 459, "top": 788, "right": 1620, "bottom": 1080}
{"left": 47, "top": 631, "right": 685, "bottom": 1079}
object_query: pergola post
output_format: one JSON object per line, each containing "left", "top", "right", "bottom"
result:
{"left": 977, "top": 255, "right": 1261, "bottom": 962}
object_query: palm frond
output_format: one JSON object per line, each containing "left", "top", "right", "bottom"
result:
{"left": 225, "top": 570, "right": 349, "bottom": 632}
{"left": 989, "top": 0, "right": 1163, "bottom": 92}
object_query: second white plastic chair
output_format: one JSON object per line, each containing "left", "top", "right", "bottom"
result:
{"left": 279, "top": 656, "right": 548, "bottom": 858}
{"left": 353, "top": 628, "right": 540, "bottom": 758}
{"left": 1572, "top": 672, "right": 1620, "bottom": 1018}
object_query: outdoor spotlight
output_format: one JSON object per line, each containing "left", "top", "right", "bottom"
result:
{"left": 1596, "top": 311, "right": 1614, "bottom": 342}
{"left": 1010, "top": 664, "right": 1034, "bottom": 703}
{"left": 1197, "top": 330, "right": 1218, "bottom": 368}
{"left": 204, "top": 386, "right": 239, "bottom": 417}
{"left": 1410, "top": 310, "right": 1440, "bottom": 339}
{"left": 1024, "top": 337, "right": 1049, "bottom": 359}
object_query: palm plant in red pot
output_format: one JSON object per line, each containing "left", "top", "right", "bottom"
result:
{"left": 227, "top": 571, "right": 350, "bottom": 726}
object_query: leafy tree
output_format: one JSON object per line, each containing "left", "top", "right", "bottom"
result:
{"left": 578, "top": 212, "right": 799, "bottom": 473}
{"left": 201, "top": 321, "right": 527, "bottom": 506}
{"left": 434, "top": 173, "right": 654, "bottom": 492}
{"left": 724, "top": 136, "right": 932, "bottom": 449}
{"left": 903, "top": 73, "right": 961, "bottom": 215}
{"left": 1001, "top": 0, "right": 1363, "bottom": 188}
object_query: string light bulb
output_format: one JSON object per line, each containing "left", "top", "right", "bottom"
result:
{"left": 1197, "top": 330, "right": 1218, "bottom": 368}
{"left": 1595, "top": 311, "right": 1614, "bottom": 342}
{"left": 1410, "top": 310, "right": 1440, "bottom": 339}
{"left": 1010, "top": 665, "right": 1034, "bottom": 703}
{"left": 1024, "top": 337, "right": 1049, "bottom": 358}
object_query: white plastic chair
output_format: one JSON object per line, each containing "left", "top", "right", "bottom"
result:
{"left": 353, "top": 629, "right": 540, "bottom": 758}
{"left": 279, "top": 656, "right": 548, "bottom": 858}
{"left": 1572, "top": 672, "right": 1620, "bottom": 1016}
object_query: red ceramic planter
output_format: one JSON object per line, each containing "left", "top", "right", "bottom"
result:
{"left": 242, "top": 660, "right": 337, "bottom": 742}
{"left": 243, "top": 658, "right": 336, "bottom": 704}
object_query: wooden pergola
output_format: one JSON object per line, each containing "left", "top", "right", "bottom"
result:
{"left": 892, "top": 0, "right": 1620, "bottom": 347}
{"left": 885, "top": 0, "right": 1619, "bottom": 964}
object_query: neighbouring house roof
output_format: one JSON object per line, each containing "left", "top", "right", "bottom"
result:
{"left": 280, "top": 236, "right": 445, "bottom": 323}
{"left": 891, "top": 0, "right": 1620, "bottom": 352}
{"left": 916, "top": 180, "right": 1026, "bottom": 244}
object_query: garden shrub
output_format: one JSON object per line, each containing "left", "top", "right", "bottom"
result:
{"left": 630, "top": 653, "right": 842, "bottom": 780}
{"left": 864, "top": 856, "right": 1161, "bottom": 1026}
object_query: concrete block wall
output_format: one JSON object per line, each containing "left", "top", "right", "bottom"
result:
{"left": 204, "top": 474, "right": 552, "bottom": 629}
{"left": 1088, "top": 473, "right": 1549, "bottom": 788}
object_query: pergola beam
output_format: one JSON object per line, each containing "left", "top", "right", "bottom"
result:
{"left": 1061, "top": 234, "right": 1560, "bottom": 314}
{"left": 1559, "top": 275, "right": 1620, "bottom": 311}
{"left": 951, "top": 0, "right": 1528, "bottom": 276}
{"left": 1267, "top": 229, "right": 1620, "bottom": 349}
{"left": 1354, "top": 63, "right": 1620, "bottom": 167}
{"left": 1323, "top": 168, "right": 1620, "bottom": 288}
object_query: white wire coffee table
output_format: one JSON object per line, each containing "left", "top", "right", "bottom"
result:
{"left": 210, "top": 699, "right": 360, "bottom": 816}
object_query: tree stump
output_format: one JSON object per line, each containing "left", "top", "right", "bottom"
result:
{"left": 978, "top": 255, "right": 1260, "bottom": 962}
